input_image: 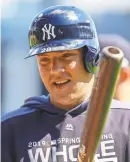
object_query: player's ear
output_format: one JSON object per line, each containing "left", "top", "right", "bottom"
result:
{"left": 119, "top": 67, "right": 130, "bottom": 82}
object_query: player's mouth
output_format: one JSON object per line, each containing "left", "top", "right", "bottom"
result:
{"left": 53, "top": 79, "right": 71, "bottom": 88}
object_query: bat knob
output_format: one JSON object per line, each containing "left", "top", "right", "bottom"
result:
{"left": 108, "top": 47, "right": 120, "bottom": 55}
{"left": 102, "top": 46, "right": 124, "bottom": 60}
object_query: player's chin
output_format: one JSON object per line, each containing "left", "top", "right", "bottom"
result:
{"left": 51, "top": 91, "right": 73, "bottom": 102}
{"left": 58, "top": 92, "right": 80, "bottom": 102}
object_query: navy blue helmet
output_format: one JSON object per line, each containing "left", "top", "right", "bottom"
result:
{"left": 25, "top": 5, "right": 100, "bottom": 74}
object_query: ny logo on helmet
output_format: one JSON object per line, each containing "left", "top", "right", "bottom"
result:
{"left": 42, "top": 24, "right": 56, "bottom": 41}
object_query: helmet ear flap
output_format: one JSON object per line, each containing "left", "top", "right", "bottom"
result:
{"left": 82, "top": 46, "right": 100, "bottom": 74}
{"left": 93, "top": 53, "right": 100, "bottom": 66}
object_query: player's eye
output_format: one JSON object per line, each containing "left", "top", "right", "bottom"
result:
{"left": 40, "top": 57, "right": 50, "bottom": 64}
{"left": 62, "top": 53, "right": 77, "bottom": 59}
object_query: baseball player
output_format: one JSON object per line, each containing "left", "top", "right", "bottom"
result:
{"left": 2, "top": 5, "right": 130, "bottom": 162}
{"left": 99, "top": 34, "right": 130, "bottom": 102}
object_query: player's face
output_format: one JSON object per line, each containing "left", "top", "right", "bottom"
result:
{"left": 36, "top": 48, "right": 94, "bottom": 109}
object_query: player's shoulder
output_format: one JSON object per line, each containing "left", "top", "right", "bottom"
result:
{"left": 109, "top": 100, "right": 130, "bottom": 121}
{"left": 1, "top": 107, "right": 37, "bottom": 123}
{"left": 1, "top": 95, "right": 50, "bottom": 124}
{"left": 110, "top": 99, "right": 130, "bottom": 110}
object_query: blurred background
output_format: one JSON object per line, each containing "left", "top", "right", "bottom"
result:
{"left": 1, "top": 0, "right": 130, "bottom": 114}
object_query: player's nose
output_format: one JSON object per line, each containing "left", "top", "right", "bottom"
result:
{"left": 50, "top": 58, "right": 65, "bottom": 74}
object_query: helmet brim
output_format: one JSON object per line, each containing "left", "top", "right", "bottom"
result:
{"left": 25, "top": 38, "right": 98, "bottom": 59}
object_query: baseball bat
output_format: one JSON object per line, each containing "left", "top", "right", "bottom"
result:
{"left": 77, "top": 46, "right": 124, "bottom": 162}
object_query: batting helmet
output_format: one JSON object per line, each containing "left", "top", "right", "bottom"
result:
{"left": 25, "top": 5, "right": 100, "bottom": 74}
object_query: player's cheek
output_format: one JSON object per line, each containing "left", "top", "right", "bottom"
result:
{"left": 68, "top": 61, "right": 77, "bottom": 69}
